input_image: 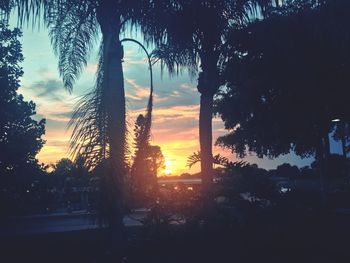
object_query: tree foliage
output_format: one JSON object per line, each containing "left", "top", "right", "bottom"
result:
{"left": 147, "top": 0, "right": 271, "bottom": 198}
{"left": 50, "top": 156, "right": 89, "bottom": 191}
{"left": 131, "top": 114, "right": 164, "bottom": 203}
{"left": 187, "top": 151, "right": 229, "bottom": 169}
{"left": 215, "top": 0, "right": 350, "bottom": 160}
{"left": 0, "top": 21, "right": 46, "bottom": 216}
{"left": 14, "top": 1, "right": 157, "bottom": 170}
{"left": 0, "top": 22, "right": 45, "bottom": 176}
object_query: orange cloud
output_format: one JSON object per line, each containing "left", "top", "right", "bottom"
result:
{"left": 126, "top": 78, "right": 151, "bottom": 100}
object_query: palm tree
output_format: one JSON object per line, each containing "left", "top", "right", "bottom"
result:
{"left": 187, "top": 151, "right": 248, "bottom": 171}
{"left": 187, "top": 151, "right": 229, "bottom": 169}
{"left": 14, "top": 0, "right": 160, "bottom": 255}
{"left": 150, "top": 0, "right": 271, "bottom": 207}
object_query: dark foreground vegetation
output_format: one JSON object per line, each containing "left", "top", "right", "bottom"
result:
{"left": 2, "top": 207, "right": 350, "bottom": 263}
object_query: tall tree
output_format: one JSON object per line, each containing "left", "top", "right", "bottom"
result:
{"left": 215, "top": 0, "right": 350, "bottom": 196}
{"left": 14, "top": 0, "right": 161, "bottom": 254}
{"left": 149, "top": 0, "right": 270, "bottom": 207}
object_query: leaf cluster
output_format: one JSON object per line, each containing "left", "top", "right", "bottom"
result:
{"left": 215, "top": 0, "right": 350, "bottom": 158}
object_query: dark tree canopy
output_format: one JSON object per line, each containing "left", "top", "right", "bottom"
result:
{"left": 215, "top": 0, "right": 350, "bottom": 159}
{"left": 50, "top": 156, "right": 90, "bottom": 191}
{"left": 0, "top": 22, "right": 46, "bottom": 216}
{"left": 0, "top": 22, "right": 45, "bottom": 175}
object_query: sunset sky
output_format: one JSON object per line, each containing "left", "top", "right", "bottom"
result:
{"left": 10, "top": 19, "right": 339, "bottom": 175}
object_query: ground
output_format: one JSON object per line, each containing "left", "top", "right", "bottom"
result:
{"left": 1, "top": 209, "right": 350, "bottom": 263}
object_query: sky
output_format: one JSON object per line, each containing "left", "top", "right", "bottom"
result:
{"left": 9, "top": 18, "right": 345, "bottom": 175}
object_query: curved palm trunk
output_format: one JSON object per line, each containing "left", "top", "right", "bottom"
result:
{"left": 121, "top": 38, "right": 155, "bottom": 203}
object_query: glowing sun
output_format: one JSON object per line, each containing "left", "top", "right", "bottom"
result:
{"left": 164, "top": 159, "right": 173, "bottom": 175}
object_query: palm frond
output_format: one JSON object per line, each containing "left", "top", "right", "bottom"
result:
{"left": 187, "top": 151, "right": 232, "bottom": 169}
{"left": 68, "top": 45, "right": 107, "bottom": 169}
{"left": 14, "top": 0, "right": 98, "bottom": 91}
{"left": 151, "top": 43, "right": 199, "bottom": 78}
{"left": 48, "top": 1, "right": 98, "bottom": 91}
{"left": 187, "top": 151, "right": 201, "bottom": 169}
{"left": 213, "top": 153, "right": 229, "bottom": 166}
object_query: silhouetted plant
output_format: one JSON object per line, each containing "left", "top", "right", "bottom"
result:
{"left": 215, "top": 0, "right": 350, "bottom": 196}
{"left": 0, "top": 21, "right": 46, "bottom": 216}
{"left": 14, "top": 0, "right": 164, "bottom": 255}
{"left": 131, "top": 114, "right": 165, "bottom": 206}
{"left": 187, "top": 151, "right": 228, "bottom": 169}
{"left": 149, "top": 0, "right": 272, "bottom": 206}
{"left": 187, "top": 151, "right": 249, "bottom": 173}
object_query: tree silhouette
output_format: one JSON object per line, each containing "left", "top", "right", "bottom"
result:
{"left": 14, "top": 0, "right": 162, "bottom": 254}
{"left": 215, "top": 0, "right": 350, "bottom": 196}
{"left": 149, "top": 145, "right": 165, "bottom": 180}
{"left": 0, "top": 21, "right": 46, "bottom": 216}
{"left": 50, "top": 156, "right": 90, "bottom": 205}
{"left": 131, "top": 114, "right": 164, "bottom": 206}
{"left": 149, "top": 0, "right": 271, "bottom": 207}
{"left": 0, "top": 22, "right": 45, "bottom": 178}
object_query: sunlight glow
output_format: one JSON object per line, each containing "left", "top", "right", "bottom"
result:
{"left": 164, "top": 159, "right": 173, "bottom": 175}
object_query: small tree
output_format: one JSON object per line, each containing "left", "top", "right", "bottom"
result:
{"left": 149, "top": 145, "right": 165, "bottom": 181}
{"left": 131, "top": 114, "right": 164, "bottom": 206}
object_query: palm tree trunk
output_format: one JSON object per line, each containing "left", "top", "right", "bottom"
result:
{"left": 199, "top": 91, "right": 214, "bottom": 208}
{"left": 100, "top": 16, "right": 126, "bottom": 257}
{"left": 197, "top": 52, "right": 220, "bottom": 217}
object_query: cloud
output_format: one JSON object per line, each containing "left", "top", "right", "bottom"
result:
{"left": 36, "top": 66, "right": 58, "bottom": 79}
{"left": 19, "top": 78, "right": 77, "bottom": 123}
{"left": 126, "top": 78, "right": 150, "bottom": 99}
{"left": 48, "top": 111, "right": 73, "bottom": 122}
{"left": 33, "top": 79, "right": 63, "bottom": 99}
